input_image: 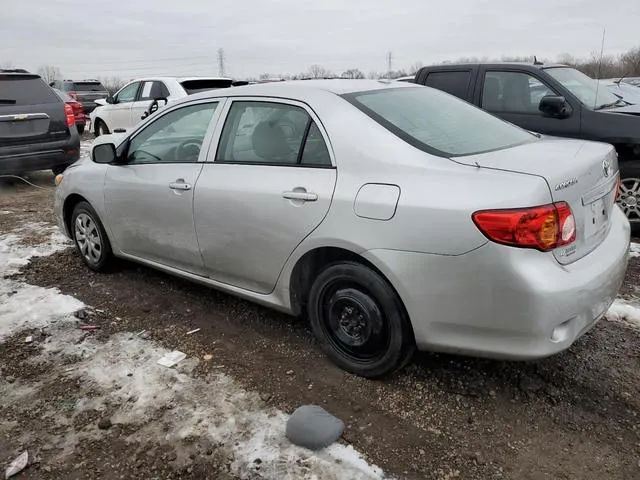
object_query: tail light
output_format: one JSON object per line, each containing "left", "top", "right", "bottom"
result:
{"left": 64, "top": 103, "right": 75, "bottom": 127}
{"left": 68, "top": 91, "right": 78, "bottom": 100}
{"left": 472, "top": 202, "right": 576, "bottom": 251}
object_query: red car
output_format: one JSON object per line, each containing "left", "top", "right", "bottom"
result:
{"left": 53, "top": 87, "right": 86, "bottom": 134}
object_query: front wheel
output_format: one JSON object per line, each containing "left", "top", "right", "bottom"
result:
{"left": 94, "top": 119, "right": 109, "bottom": 137}
{"left": 308, "top": 261, "right": 415, "bottom": 378}
{"left": 71, "top": 201, "right": 113, "bottom": 271}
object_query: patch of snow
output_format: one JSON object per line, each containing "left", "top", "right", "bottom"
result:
{"left": 0, "top": 221, "right": 386, "bottom": 479}
{"left": 0, "top": 223, "right": 80, "bottom": 340}
{"left": 606, "top": 299, "right": 640, "bottom": 327}
{"left": 630, "top": 242, "right": 640, "bottom": 258}
{"left": 0, "top": 210, "right": 12, "bottom": 215}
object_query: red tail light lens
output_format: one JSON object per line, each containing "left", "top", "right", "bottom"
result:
{"left": 472, "top": 202, "right": 576, "bottom": 251}
{"left": 68, "top": 91, "right": 78, "bottom": 100}
{"left": 64, "top": 103, "right": 75, "bottom": 127}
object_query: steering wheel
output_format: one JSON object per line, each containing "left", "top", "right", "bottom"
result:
{"left": 175, "top": 139, "right": 203, "bottom": 162}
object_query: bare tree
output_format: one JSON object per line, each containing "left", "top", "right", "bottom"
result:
{"left": 37, "top": 64, "right": 62, "bottom": 84}
{"left": 308, "top": 64, "right": 329, "bottom": 79}
{"left": 341, "top": 69, "right": 365, "bottom": 79}
{"left": 217, "top": 48, "right": 226, "bottom": 77}
{"left": 408, "top": 62, "right": 424, "bottom": 75}
{"left": 0, "top": 60, "right": 15, "bottom": 69}
{"left": 98, "top": 76, "right": 125, "bottom": 95}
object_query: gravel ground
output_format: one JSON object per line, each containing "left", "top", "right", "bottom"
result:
{"left": 1, "top": 170, "right": 639, "bottom": 480}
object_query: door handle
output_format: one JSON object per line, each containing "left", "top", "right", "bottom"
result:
{"left": 282, "top": 190, "right": 318, "bottom": 202}
{"left": 169, "top": 180, "right": 192, "bottom": 191}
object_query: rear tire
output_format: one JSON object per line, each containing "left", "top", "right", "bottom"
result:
{"left": 94, "top": 119, "right": 109, "bottom": 137}
{"left": 71, "top": 201, "right": 113, "bottom": 272}
{"left": 617, "top": 162, "right": 640, "bottom": 231}
{"left": 307, "top": 261, "right": 415, "bottom": 378}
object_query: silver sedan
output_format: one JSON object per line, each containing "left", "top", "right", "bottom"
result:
{"left": 54, "top": 80, "right": 630, "bottom": 377}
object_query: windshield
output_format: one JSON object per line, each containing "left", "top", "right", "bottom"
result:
{"left": 345, "top": 87, "right": 536, "bottom": 157}
{"left": 545, "top": 67, "right": 620, "bottom": 109}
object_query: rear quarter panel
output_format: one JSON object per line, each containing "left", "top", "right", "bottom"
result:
{"left": 276, "top": 99, "right": 553, "bottom": 298}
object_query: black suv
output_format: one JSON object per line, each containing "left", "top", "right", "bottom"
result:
{"left": 50, "top": 79, "right": 109, "bottom": 113}
{"left": 0, "top": 69, "right": 80, "bottom": 175}
{"left": 412, "top": 63, "right": 640, "bottom": 224}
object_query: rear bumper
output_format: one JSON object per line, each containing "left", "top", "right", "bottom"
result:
{"left": 364, "top": 207, "right": 630, "bottom": 360}
{"left": 0, "top": 134, "right": 80, "bottom": 174}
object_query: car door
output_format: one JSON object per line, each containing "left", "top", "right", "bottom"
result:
{"left": 103, "top": 99, "right": 222, "bottom": 275}
{"left": 107, "top": 81, "right": 140, "bottom": 131}
{"left": 193, "top": 98, "right": 337, "bottom": 294}
{"left": 129, "top": 81, "right": 170, "bottom": 127}
{"left": 478, "top": 69, "right": 581, "bottom": 137}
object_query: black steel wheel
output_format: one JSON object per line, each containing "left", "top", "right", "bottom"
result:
{"left": 308, "top": 261, "right": 415, "bottom": 378}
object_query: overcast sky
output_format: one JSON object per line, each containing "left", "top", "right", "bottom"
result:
{"left": 2, "top": 0, "right": 639, "bottom": 80}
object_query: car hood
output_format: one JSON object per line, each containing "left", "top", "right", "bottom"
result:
{"left": 602, "top": 103, "right": 640, "bottom": 115}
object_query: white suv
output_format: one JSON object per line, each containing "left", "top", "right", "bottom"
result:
{"left": 89, "top": 76, "right": 233, "bottom": 136}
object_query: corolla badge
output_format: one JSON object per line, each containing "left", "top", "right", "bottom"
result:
{"left": 554, "top": 178, "right": 578, "bottom": 191}
{"left": 602, "top": 159, "right": 611, "bottom": 178}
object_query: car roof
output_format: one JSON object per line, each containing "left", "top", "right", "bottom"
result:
{"left": 423, "top": 62, "right": 569, "bottom": 70}
{"left": 186, "top": 79, "right": 415, "bottom": 102}
{"left": 126, "top": 76, "right": 233, "bottom": 83}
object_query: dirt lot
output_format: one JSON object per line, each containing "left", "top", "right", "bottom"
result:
{"left": 1, "top": 171, "right": 639, "bottom": 480}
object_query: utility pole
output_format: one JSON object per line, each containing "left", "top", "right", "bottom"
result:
{"left": 386, "top": 51, "right": 393, "bottom": 77}
{"left": 217, "top": 48, "right": 226, "bottom": 77}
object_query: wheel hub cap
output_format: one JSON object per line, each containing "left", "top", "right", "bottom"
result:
{"left": 617, "top": 178, "right": 640, "bottom": 222}
{"left": 74, "top": 213, "right": 102, "bottom": 263}
{"left": 322, "top": 286, "right": 387, "bottom": 359}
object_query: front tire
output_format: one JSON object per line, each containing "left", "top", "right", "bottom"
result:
{"left": 308, "top": 261, "right": 415, "bottom": 378}
{"left": 71, "top": 201, "right": 113, "bottom": 271}
{"left": 94, "top": 119, "right": 109, "bottom": 137}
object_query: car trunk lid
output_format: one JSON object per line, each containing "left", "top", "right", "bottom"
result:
{"left": 458, "top": 139, "right": 618, "bottom": 264}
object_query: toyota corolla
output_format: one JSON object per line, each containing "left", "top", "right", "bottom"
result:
{"left": 54, "top": 80, "right": 630, "bottom": 377}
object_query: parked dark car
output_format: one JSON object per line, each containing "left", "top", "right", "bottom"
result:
{"left": 412, "top": 63, "right": 640, "bottom": 225}
{"left": 0, "top": 69, "right": 80, "bottom": 175}
{"left": 52, "top": 88, "right": 86, "bottom": 134}
{"left": 50, "top": 79, "right": 108, "bottom": 114}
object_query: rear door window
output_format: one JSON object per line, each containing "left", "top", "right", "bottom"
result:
{"left": 72, "top": 82, "right": 106, "bottom": 92}
{"left": 139, "top": 81, "right": 170, "bottom": 101}
{"left": 424, "top": 71, "right": 472, "bottom": 99}
{"left": 0, "top": 75, "right": 59, "bottom": 105}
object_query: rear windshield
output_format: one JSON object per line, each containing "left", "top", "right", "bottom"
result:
{"left": 69, "top": 82, "right": 105, "bottom": 92}
{"left": 345, "top": 87, "right": 536, "bottom": 157}
{"left": 180, "top": 79, "right": 233, "bottom": 95}
{"left": 0, "top": 75, "right": 60, "bottom": 106}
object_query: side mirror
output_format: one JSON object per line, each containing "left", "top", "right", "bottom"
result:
{"left": 49, "top": 81, "right": 55, "bottom": 87}
{"left": 141, "top": 98, "right": 167, "bottom": 120}
{"left": 105, "top": 96, "right": 115, "bottom": 104}
{"left": 539, "top": 95, "right": 570, "bottom": 118}
{"left": 92, "top": 143, "right": 117, "bottom": 164}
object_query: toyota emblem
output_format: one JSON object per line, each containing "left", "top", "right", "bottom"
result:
{"left": 602, "top": 159, "right": 611, "bottom": 178}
